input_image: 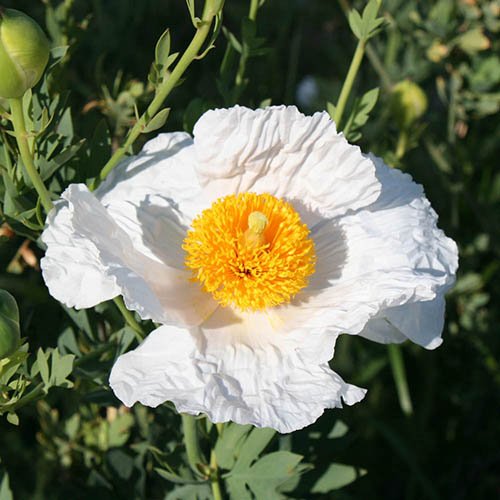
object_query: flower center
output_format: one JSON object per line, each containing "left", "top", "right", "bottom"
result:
{"left": 183, "top": 192, "right": 316, "bottom": 312}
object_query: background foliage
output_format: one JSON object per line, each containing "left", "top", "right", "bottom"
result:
{"left": 0, "top": 0, "right": 499, "bottom": 498}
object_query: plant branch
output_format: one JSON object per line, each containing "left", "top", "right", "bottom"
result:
{"left": 113, "top": 296, "right": 145, "bottom": 341}
{"left": 8, "top": 97, "right": 53, "bottom": 213}
{"left": 96, "top": 1, "right": 220, "bottom": 186}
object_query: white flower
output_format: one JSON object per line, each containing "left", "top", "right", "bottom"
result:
{"left": 41, "top": 106, "right": 458, "bottom": 433}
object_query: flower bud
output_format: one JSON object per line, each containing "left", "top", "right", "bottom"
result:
{"left": 0, "top": 290, "right": 20, "bottom": 359}
{"left": 0, "top": 7, "right": 50, "bottom": 99}
{"left": 390, "top": 80, "right": 428, "bottom": 129}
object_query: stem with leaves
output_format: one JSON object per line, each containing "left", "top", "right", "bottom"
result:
{"left": 96, "top": 0, "right": 223, "bottom": 186}
{"left": 182, "top": 413, "right": 206, "bottom": 473}
{"left": 334, "top": 40, "right": 366, "bottom": 126}
{"left": 8, "top": 98, "right": 53, "bottom": 213}
{"left": 234, "top": 0, "right": 262, "bottom": 90}
{"left": 334, "top": 0, "right": 383, "bottom": 127}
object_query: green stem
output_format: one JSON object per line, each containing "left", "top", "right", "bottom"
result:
{"left": 249, "top": 0, "right": 259, "bottom": 21}
{"left": 334, "top": 39, "right": 366, "bottom": 127}
{"left": 181, "top": 413, "right": 206, "bottom": 475}
{"left": 388, "top": 344, "right": 413, "bottom": 416}
{"left": 210, "top": 448, "right": 224, "bottom": 500}
{"left": 365, "top": 44, "right": 393, "bottom": 91}
{"left": 2, "top": 382, "right": 45, "bottom": 413}
{"left": 96, "top": 2, "right": 219, "bottom": 186}
{"left": 113, "top": 296, "right": 145, "bottom": 340}
{"left": 395, "top": 129, "right": 408, "bottom": 159}
{"left": 234, "top": 0, "right": 260, "bottom": 93}
{"left": 8, "top": 97, "right": 53, "bottom": 213}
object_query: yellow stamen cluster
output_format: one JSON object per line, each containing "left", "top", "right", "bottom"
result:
{"left": 183, "top": 192, "right": 316, "bottom": 311}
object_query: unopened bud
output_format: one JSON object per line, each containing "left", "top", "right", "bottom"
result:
{"left": 390, "top": 80, "right": 428, "bottom": 129}
{"left": 0, "top": 8, "right": 50, "bottom": 99}
{"left": 0, "top": 290, "right": 20, "bottom": 359}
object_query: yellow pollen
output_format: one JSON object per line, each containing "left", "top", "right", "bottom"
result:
{"left": 183, "top": 192, "right": 316, "bottom": 312}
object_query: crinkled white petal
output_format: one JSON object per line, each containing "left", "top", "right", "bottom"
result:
{"left": 256, "top": 154, "right": 458, "bottom": 347}
{"left": 95, "top": 132, "right": 209, "bottom": 267}
{"left": 41, "top": 184, "right": 216, "bottom": 325}
{"left": 356, "top": 317, "right": 408, "bottom": 345}
{"left": 109, "top": 322, "right": 366, "bottom": 433}
{"left": 193, "top": 105, "right": 381, "bottom": 224}
{"left": 41, "top": 195, "right": 121, "bottom": 309}
{"left": 358, "top": 296, "right": 445, "bottom": 349}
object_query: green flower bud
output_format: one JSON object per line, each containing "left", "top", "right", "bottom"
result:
{"left": 390, "top": 80, "right": 428, "bottom": 129}
{"left": 0, "top": 7, "right": 50, "bottom": 99}
{"left": 0, "top": 290, "right": 21, "bottom": 359}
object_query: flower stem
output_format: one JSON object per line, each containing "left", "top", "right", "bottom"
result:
{"left": 96, "top": 2, "right": 219, "bottom": 186}
{"left": 249, "top": 0, "right": 259, "bottom": 21}
{"left": 210, "top": 448, "right": 224, "bottom": 500}
{"left": 233, "top": 0, "right": 261, "bottom": 93}
{"left": 334, "top": 39, "right": 366, "bottom": 128}
{"left": 181, "top": 413, "right": 205, "bottom": 475}
{"left": 388, "top": 344, "right": 413, "bottom": 416}
{"left": 2, "top": 382, "right": 45, "bottom": 413}
{"left": 113, "top": 296, "right": 145, "bottom": 340}
{"left": 8, "top": 97, "right": 53, "bottom": 213}
{"left": 395, "top": 129, "right": 408, "bottom": 159}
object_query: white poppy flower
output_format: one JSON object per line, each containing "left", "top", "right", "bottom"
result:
{"left": 40, "top": 106, "right": 458, "bottom": 433}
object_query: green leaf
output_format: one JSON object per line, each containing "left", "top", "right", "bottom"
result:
{"left": 6, "top": 412, "right": 19, "bottom": 426}
{"left": 86, "top": 119, "right": 111, "bottom": 182}
{"left": 226, "top": 451, "right": 303, "bottom": 500}
{"left": 50, "top": 348, "right": 74, "bottom": 388}
{"left": 328, "top": 420, "right": 349, "bottom": 439}
{"left": 37, "top": 348, "right": 50, "bottom": 387}
{"left": 214, "top": 422, "right": 252, "bottom": 470}
{"left": 155, "top": 468, "right": 208, "bottom": 485}
{"left": 38, "top": 139, "right": 86, "bottom": 182}
{"left": 454, "top": 28, "right": 490, "bottom": 55}
{"left": 362, "top": 0, "right": 379, "bottom": 23}
{"left": 348, "top": 0, "right": 384, "bottom": 41}
{"left": 62, "top": 306, "right": 96, "bottom": 340}
{"left": 57, "top": 327, "right": 82, "bottom": 356}
{"left": 0, "top": 472, "right": 13, "bottom": 500}
{"left": 311, "top": 463, "right": 367, "bottom": 493}
{"left": 343, "top": 87, "right": 379, "bottom": 141}
{"left": 222, "top": 27, "right": 242, "bottom": 53}
{"left": 0, "top": 290, "right": 20, "bottom": 360}
{"left": 107, "top": 449, "right": 135, "bottom": 480}
{"left": 0, "top": 346, "right": 29, "bottom": 386}
{"left": 362, "top": 0, "right": 385, "bottom": 40}
{"left": 107, "top": 412, "right": 134, "bottom": 448}
{"left": 233, "top": 427, "right": 276, "bottom": 470}
{"left": 165, "top": 483, "right": 212, "bottom": 500}
{"left": 348, "top": 9, "right": 363, "bottom": 39}
{"left": 142, "top": 108, "right": 171, "bottom": 134}
{"left": 155, "top": 29, "right": 171, "bottom": 68}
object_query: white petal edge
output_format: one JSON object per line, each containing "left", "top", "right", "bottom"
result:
{"left": 193, "top": 105, "right": 382, "bottom": 224}
{"left": 41, "top": 194, "right": 121, "bottom": 309}
{"left": 42, "top": 184, "right": 217, "bottom": 325}
{"left": 109, "top": 323, "right": 366, "bottom": 434}
{"left": 250, "top": 153, "right": 458, "bottom": 347}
